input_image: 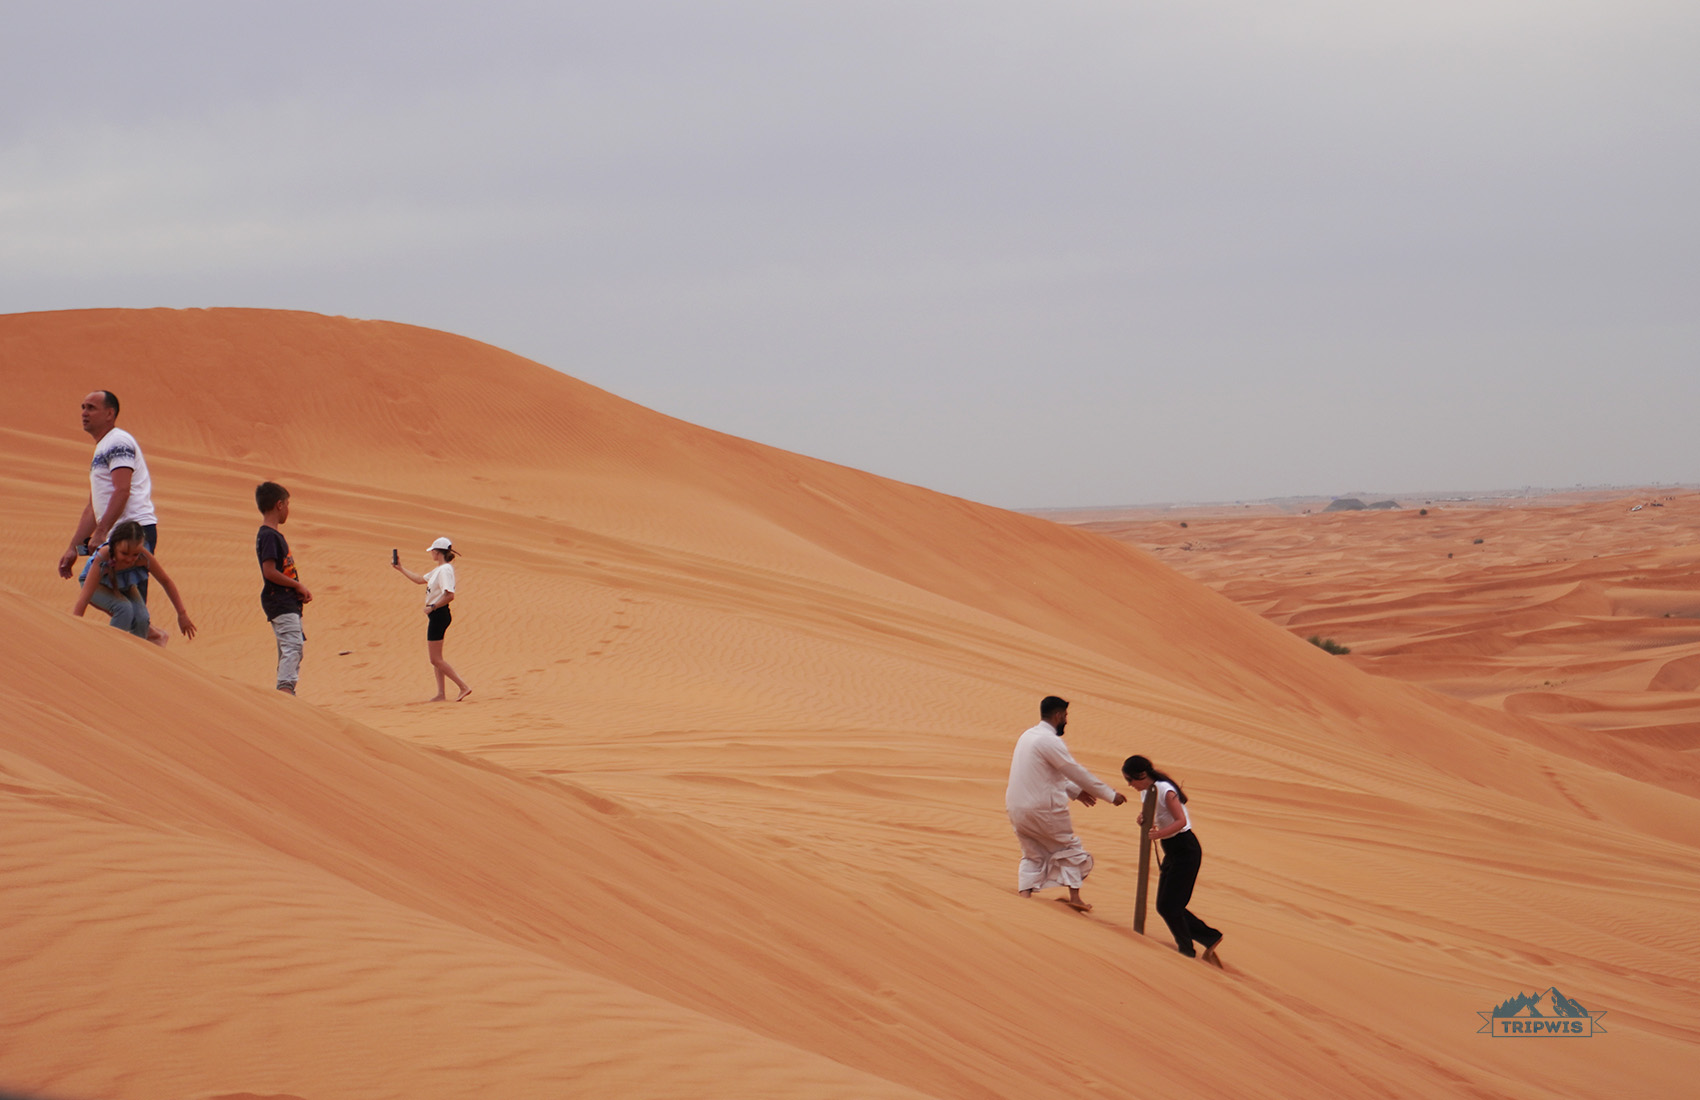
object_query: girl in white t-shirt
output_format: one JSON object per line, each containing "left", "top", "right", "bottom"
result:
{"left": 392, "top": 537, "right": 472, "bottom": 702}
{"left": 1124, "top": 754, "right": 1224, "bottom": 966}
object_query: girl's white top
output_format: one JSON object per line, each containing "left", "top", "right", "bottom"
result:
{"left": 1153, "top": 780, "right": 1192, "bottom": 834}
{"left": 425, "top": 563, "right": 456, "bottom": 610}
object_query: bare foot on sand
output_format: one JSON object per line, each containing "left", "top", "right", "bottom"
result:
{"left": 1060, "top": 887, "right": 1092, "bottom": 912}
{"left": 1018, "top": 888, "right": 1033, "bottom": 898}
{"left": 456, "top": 687, "right": 473, "bottom": 702}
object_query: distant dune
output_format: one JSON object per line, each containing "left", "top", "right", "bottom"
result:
{"left": 1082, "top": 498, "right": 1700, "bottom": 758}
{"left": 2, "top": 309, "right": 1697, "bottom": 1099}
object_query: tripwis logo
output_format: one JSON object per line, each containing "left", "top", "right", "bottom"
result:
{"left": 1478, "top": 987, "right": 1606, "bottom": 1037}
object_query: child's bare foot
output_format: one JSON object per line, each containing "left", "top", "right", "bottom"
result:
{"left": 427, "top": 693, "right": 447, "bottom": 703}
{"left": 1060, "top": 897, "right": 1093, "bottom": 912}
{"left": 455, "top": 687, "right": 473, "bottom": 702}
{"left": 147, "top": 626, "right": 170, "bottom": 648}
{"left": 1018, "top": 888, "right": 1033, "bottom": 898}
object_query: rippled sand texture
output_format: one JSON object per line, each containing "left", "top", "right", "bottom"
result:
{"left": 1081, "top": 498, "right": 1700, "bottom": 754}
{"left": 2, "top": 309, "right": 1697, "bottom": 1100}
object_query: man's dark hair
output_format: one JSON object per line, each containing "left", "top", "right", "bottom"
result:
{"left": 1040, "top": 695, "right": 1069, "bottom": 719}
{"left": 255, "top": 481, "right": 290, "bottom": 513}
{"left": 100, "top": 390, "right": 120, "bottom": 414}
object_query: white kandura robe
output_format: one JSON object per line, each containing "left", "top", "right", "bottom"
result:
{"left": 1005, "top": 721, "right": 1119, "bottom": 892}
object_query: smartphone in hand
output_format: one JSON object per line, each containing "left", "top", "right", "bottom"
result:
{"left": 391, "top": 548, "right": 399, "bottom": 565}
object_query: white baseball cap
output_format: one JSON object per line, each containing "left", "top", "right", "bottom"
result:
{"left": 427, "top": 537, "right": 454, "bottom": 551}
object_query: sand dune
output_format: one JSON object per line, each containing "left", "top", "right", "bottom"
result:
{"left": 2, "top": 309, "right": 1697, "bottom": 1099}
{"left": 1080, "top": 499, "right": 1700, "bottom": 758}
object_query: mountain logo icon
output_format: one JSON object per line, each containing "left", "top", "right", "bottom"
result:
{"left": 1478, "top": 987, "right": 1607, "bottom": 1037}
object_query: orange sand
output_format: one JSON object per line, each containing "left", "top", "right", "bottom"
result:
{"left": 1082, "top": 499, "right": 1700, "bottom": 755}
{"left": 1, "top": 308, "right": 1696, "bottom": 1100}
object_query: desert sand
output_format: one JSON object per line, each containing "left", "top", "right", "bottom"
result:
{"left": 1, "top": 308, "right": 1696, "bottom": 1100}
{"left": 1081, "top": 499, "right": 1700, "bottom": 753}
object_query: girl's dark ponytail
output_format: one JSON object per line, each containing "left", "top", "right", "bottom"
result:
{"left": 1121, "top": 754, "right": 1188, "bottom": 804}
{"left": 110, "top": 519, "right": 146, "bottom": 547}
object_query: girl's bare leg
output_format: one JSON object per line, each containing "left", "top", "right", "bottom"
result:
{"left": 428, "top": 640, "right": 471, "bottom": 701}
{"left": 441, "top": 658, "right": 471, "bottom": 700}
{"left": 427, "top": 640, "right": 447, "bottom": 700}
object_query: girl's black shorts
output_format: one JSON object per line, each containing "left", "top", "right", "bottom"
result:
{"left": 427, "top": 605, "right": 453, "bottom": 641}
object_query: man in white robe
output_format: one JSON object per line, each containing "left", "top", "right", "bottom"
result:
{"left": 1006, "top": 696, "right": 1124, "bottom": 910}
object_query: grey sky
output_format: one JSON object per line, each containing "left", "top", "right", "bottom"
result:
{"left": 4, "top": 2, "right": 1696, "bottom": 507}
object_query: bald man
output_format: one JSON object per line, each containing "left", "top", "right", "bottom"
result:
{"left": 58, "top": 391, "right": 159, "bottom": 599}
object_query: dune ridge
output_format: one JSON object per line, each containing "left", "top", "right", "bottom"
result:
{"left": 1081, "top": 501, "right": 1700, "bottom": 758}
{"left": 2, "top": 308, "right": 1697, "bottom": 1099}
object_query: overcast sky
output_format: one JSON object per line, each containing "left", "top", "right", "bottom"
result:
{"left": 4, "top": 2, "right": 1696, "bottom": 507}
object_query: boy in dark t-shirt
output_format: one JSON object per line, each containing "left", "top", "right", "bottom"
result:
{"left": 255, "top": 481, "right": 311, "bottom": 694}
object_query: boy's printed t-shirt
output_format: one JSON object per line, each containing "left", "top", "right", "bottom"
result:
{"left": 90, "top": 428, "right": 158, "bottom": 526}
{"left": 256, "top": 525, "right": 303, "bottom": 620}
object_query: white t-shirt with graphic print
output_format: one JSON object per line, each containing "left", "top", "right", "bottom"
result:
{"left": 90, "top": 428, "right": 157, "bottom": 527}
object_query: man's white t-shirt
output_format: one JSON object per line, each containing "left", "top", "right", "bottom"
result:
{"left": 1152, "top": 780, "right": 1192, "bottom": 834}
{"left": 425, "top": 563, "right": 456, "bottom": 609}
{"left": 90, "top": 428, "right": 157, "bottom": 527}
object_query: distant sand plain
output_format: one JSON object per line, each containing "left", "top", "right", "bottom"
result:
{"left": 1, "top": 309, "right": 1696, "bottom": 1100}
